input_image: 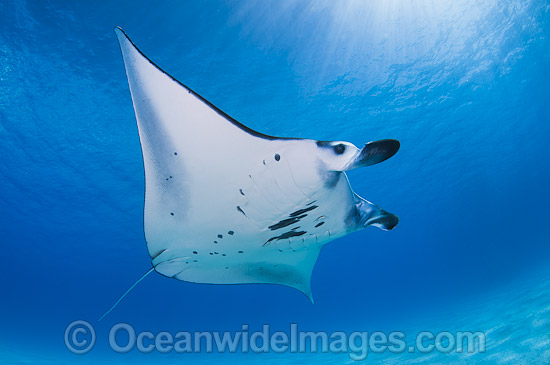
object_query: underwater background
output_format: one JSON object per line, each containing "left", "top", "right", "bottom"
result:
{"left": 1, "top": 0, "right": 549, "bottom": 363}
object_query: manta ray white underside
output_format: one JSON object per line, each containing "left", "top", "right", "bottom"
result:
{"left": 114, "top": 27, "right": 399, "bottom": 302}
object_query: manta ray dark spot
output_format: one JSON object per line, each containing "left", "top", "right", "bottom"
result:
{"left": 239, "top": 189, "right": 245, "bottom": 196}
{"left": 315, "top": 222, "right": 325, "bottom": 228}
{"left": 193, "top": 259, "right": 198, "bottom": 262}
{"left": 238, "top": 250, "right": 244, "bottom": 253}
{"left": 209, "top": 252, "right": 213, "bottom": 255}
{"left": 264, "top": 230, "right": 307, "bottom": 245}
{"left": 228, "top": 231, "right": 234, "bottom": 235}
{"left": 222, "top": 254, "right": 226, "bottom": 256}
{"left": 268, "top": 215, "right": 306, "bottom": 231}
{"left": 170, "top": 176, "right": 173, "bottom": 178}
{"left": 290, "top": 205, "right": 318, "bottom": 217}
{"left": 263, "top": 160, "right": 266, "bottom": 165}
{"left": 274, "top": 153, "right": 280, "bottom": 161}
{"left": 217, "top": 234, "right": 223, "bottom": 239}
{"left": 174, "top": 152, "right": 177, "bottom": 155}
{"left": 214, "top": 241, "right": 218, "bottom": 244}
{"left": 237, "top": 206, "right": 247, "bottom": 217}
{"left": 193, "top": 251, "right": 198, "bottom": 254}
{"left": 170, "top": 212, "right": 174, "bottom": 216}
{"left": 225, "top": 267, "right": 229, "bottom": 269}
{"left": 334, "top": 144, "right": 346, "bottom": 154}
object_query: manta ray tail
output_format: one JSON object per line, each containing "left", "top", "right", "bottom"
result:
{"left": 99, "top": 267, "right": 155, "bottom": 321}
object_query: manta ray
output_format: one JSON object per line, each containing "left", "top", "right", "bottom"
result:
{"left": 102, "top": 28, "right": 399, "bottom": 319}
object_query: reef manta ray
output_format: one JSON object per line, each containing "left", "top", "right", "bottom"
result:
{"left": 102, "top": 27, "right": 400, "bottom": 319}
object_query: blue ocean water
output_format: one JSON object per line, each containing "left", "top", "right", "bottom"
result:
{"left": 1, "top": 0, "right": 549, "bottom": 363}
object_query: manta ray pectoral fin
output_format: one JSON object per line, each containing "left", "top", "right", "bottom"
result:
{"left": 345, "top": 139, "right": 400, "bottom": 170}
{"left": 349, "top": 194, "right": 399, "bottom": 231}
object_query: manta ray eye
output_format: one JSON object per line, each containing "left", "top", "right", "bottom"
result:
{"left": 333, "top": 144, "right": 346, "bottom": 155}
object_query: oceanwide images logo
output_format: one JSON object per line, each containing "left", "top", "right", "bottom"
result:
{"left": 64, "top": 321, "right": 486, "bottom": 360}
